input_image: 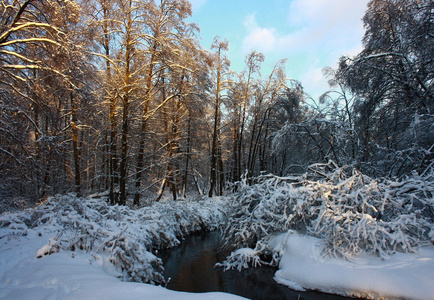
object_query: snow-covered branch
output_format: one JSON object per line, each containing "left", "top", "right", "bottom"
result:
{"left": 0, "top": 195, "right": 229, "bottom": 284}
{"left": 220, "top": 164, "right": 434, "bottom": 270}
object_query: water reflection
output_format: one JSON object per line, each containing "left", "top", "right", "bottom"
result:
{"left": 159, "top": 232, "right": 351, "bottom": 300}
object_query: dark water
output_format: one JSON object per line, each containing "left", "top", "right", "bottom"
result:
{"left": 159, "top": 232, "right": 352, "bottom": 300}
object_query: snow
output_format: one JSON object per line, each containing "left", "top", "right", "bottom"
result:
{"left": 0, "top": 196, "right": 245, "bottom": 300}
{"left": 217, "top": 247, "right": 262, "bottom": 271}
{"left": 219, "top": 164, "right": 434, "bottom": 299}
{"left": 0, "top": 230, "right": 244, "bottom": 300}
{"left": 2, "top": 181, "right": 433, "bottom": 300}
{"left": 0, "top": 194, "right": 233, "bottom": 284}
{"left": 272, "top": 230, "right": 434, "bottom": 300}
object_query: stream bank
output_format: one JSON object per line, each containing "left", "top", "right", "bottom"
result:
{"left": 159, "top": 231, "right": 351, "bottom": 300}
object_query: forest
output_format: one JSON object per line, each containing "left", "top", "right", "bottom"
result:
{"left": 0, "top": 0, "right": 433, "bottom": 299}
{"left": 0, "top": 0, "right": 433, "bottom": 206}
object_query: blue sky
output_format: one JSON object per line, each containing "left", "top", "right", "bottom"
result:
{"left": 188, "top": 0, "right": 369, "bottom": 100}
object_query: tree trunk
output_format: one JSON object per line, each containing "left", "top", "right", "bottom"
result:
{"left": 217, "top": 142, "right": 224, "bottom": 195}
{"left": 70, "top": 88, "right": 81, "bottom": 196}
{"left": 182, "top": 116, "right": 192, "bottom": 198}
{"left": 209, "top": 95, "right": 219, "bottom": 197}
{"left": 119, "top": 94, "right": 129, "bottom": 205}
{"left": 103, "top": 1, "right": 119, "bottom": 205}
{"left": 134, "top": 40, "right": 157, "bottom": 206}
{"left": 119, "top": 1, "right": 132, "bottom": 205}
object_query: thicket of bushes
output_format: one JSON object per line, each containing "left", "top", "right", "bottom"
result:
{"left": 220, "top": 162, "right": 434, "bottom": 270}
{"left": 0, "top": 195, "right": 228, "bottom": 284}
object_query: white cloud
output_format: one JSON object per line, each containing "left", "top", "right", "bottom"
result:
{"left": 242, "top": 0, "right": 368, "bottom": 58}
{"left": 300, "top": 67, "right": 330, "bottom": 100}
{"left": 289, "top": 0, "right": 367, "bottom": 23}
{"left": 285, "top": 0, "right": 368, "bottom": 51}
{"left": 242, "top": 14, "right": 277, "bottom": 54}
{"left": 189, "top": 0, "right": 206, "bottom": 13}
{"left": 240, "top": 0, "right": 369, "bottom": 98}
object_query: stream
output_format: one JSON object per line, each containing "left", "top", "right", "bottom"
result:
{"left": 159, "top": 231, "right": 351, "bottom": 300}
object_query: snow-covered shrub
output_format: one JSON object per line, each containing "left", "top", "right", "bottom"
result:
{"left": 36, "top": 238, "right": 60, "bottom": 258}
{"left": 0, "top": 195, "right": 228, "bottom": 284}
{"left": 0, "top": 210, "right": 32, "bottom": 236}
{"left": 309, "top": 166, "right": 433, "bottom": 258}
{"left": 101, "top": 233, "right": 165, "bottom": 284}
{"left": 216, "top": 247, "right": 262, "bottom": 271}
{"left": 221, "top": 162, "right": 434, "bottom": 269}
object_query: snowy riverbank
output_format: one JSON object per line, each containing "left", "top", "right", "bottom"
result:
{"left": 0, "top": 229, "right": 244, "bottom": 300}
{"left": 0, "top": 195, "right": 245, "bottom": 299}
{"left": 1, "top": 186, "right": 433, "bottom": 299}
{"left": 271, "top": 230, "right": 434, "bottom": 300}
{"left": 219, "top": 164, "right": 434, "bottom": 299}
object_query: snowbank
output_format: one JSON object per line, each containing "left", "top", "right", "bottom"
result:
{"left": 222, "top": 163, "right": 434, "bottom": 263}
{"left": 272, "top": 231, "right": 434, "bottom": 300}
{"left": 0, "top": 194, "right": 244, "bottom": 299}
{"left": 219, "top": 164, "right": 434, "bottom": 298}
{"left": 0, "top": 229, "right": 244, "bottom": 300}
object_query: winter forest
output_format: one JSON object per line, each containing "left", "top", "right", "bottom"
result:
{"left": 1, "top": 0, "right": 433, "bottom": 299}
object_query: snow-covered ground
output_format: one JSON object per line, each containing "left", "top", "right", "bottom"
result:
{"left": 0, "top": 230, "right": 241, "bottom": 300}
{"left": 0, "top": 195, "right": 245, "bottom": 299}
{"left": 219, "top": 164, "right": 434, "bottom": 299}
{"left": 0, "top": 229, "right": 244, "bottom": 300}
{"left": 271, "top": 230, "right": 434, "bottom": 300}
{"left": 2, "top": 226, "right": 433, "bottom": 300}
{"left": 1, "top": 183, "right": 433, "bottom": 300}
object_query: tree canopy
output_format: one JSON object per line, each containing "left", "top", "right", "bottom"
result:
{"left": 0, "top": 0, "right": 432, "bottom": 204}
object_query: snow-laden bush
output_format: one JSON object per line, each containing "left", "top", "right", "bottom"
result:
{"left": 220, "top": 162, "right": 434, "bottom": 270}
{"left": 0, "top": 195, "right": 228, "bottom": 284}
{"left": 216, "top": 248, "right": 262, "bottom": 271}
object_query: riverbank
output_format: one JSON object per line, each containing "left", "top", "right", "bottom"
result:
{"left": 0, "top": 195, "right": 243, "bottom": 299}
{"left": 161, "top": 231, "right": 350, "bottom": 300}
{"left": 219, "top": 166, "right": 434, "bottom": 299}
{"left": 0, "top": 229, "right": 244, "bottom": 299}
{"left": 271, "top": 231, "right": 434, "bottom": 299}
{"left": 2, "top": 194, "right": 433, "bottom": 299}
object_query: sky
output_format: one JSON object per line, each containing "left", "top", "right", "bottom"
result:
{"left": 188, "top": 0, "right": 370, "bottom": 100}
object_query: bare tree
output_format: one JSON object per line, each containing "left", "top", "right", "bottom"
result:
{"left": 228, "top": 51, "right": 264, "bottom": 182}
{"left": 134, "top": 0, "right": 196, "bottom": 205}
{"left": 0, "top": 0, "right": 93, "bottom": 199}
{"left": 208, "top": 37, "right": 230, "bottom": 197}
{"left": 246, "top": 59, "right": 287, "bottom": 180}
{"left": 337, "top": 0, "right": 434, "bottom": 176}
